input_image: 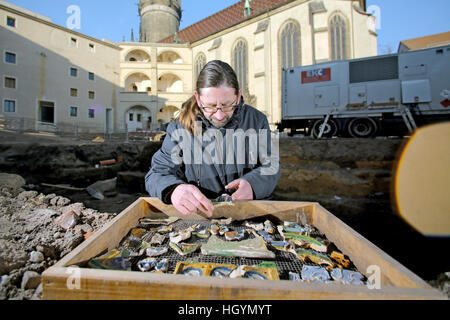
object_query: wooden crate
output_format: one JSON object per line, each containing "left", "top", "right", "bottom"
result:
{"left": 42, "top": 198, "right": 446, "bottom": 300}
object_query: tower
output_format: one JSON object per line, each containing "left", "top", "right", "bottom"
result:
{"left": 139, "top": 0, "right": 182, "bottom": 43}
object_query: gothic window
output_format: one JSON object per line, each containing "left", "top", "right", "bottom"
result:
{"left": 280, "top": 22, "right": 300, "bottom": 69}
{"left": 195, "top": 53, "right": 206, "bottom": 79}
{"left": 330, "top": 13, "right": 349, "bottom": 61}
{"left": 232, "top": 39, "right": 248, "bottom": 91}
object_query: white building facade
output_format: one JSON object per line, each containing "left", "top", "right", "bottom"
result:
{"left": 1, "top": 0, "right": 377, "bottom": 133}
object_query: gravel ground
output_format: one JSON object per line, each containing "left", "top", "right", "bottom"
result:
{"left": 0, "top": 174, "right": 116, "bottom": 300}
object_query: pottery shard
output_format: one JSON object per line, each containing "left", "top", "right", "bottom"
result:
{"left": 54, "top": 211, "right": 79, "bottom": 230}
{"left": 83, "top": 229, "right": 95, "bottom": 240}
{"left": 74, "top": 224, "right": 93, "bottom": 234}
{"left": 61, "top": 203, "right": 85, "bottom": 216}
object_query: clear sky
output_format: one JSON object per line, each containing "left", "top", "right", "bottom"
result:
{"left": 4, "top": 0, "right": 450, "bottom": 54}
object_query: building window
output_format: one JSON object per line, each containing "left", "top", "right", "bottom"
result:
{"left": 88, "top": 72, "right": 95, "bottom": 81}
{"left": 195, "top": 53, "right": 206, "bottom": 79}
{"left": 137, "top": 114, "right": 142, "bottom": 122}
{"left": 4, "top": 77, "right": 16, "bottom": 89}
{"left": 330, "top": 13, "right": 349, "bottom": 61}
{"left": 89, "top": 43, "right": 95, "bottom": 52}
{"left": 129, "top": 113, "right": 134, "bottom": 121}
{"left": 70, "top": 67, "right": 78, "bottom": 77}
{"left": 4, "top": 100, "right": 16, "bottom": 112}
{"left": 280, "top": 22, "right": 300, "bottom": 69}
{"left": 70, "top": 88, "right": 78, "bottom": 97}
{"left": 232, "top": 40, "right": 248, "bottom": 91}
{"left": 6, "top": 16, "right": 16, "bottom": 27}
{"left": 88, "top": 109, "right": 95, "bottom": 119}
{"left": 88, "top": 91, "right": 95, "bottom": 100}
{"left": 70, "top": 107, "right": 78, "bottom": 117}
{"left": 71, "top": 37, "right": 77, "bottom": 47}
{"left": 5, "top": 52, "right": 16, "bottom": 64}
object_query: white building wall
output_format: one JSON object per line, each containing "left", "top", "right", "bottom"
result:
{"left": 0, "top": 3, "right": 121, "bottom": 133}
{"left": 1, "top": 0, "right": 376, "bottom": 132}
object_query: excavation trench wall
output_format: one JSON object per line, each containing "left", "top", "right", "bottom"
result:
{"left": 0, "top": 138, "right": 405, "bottom": 217}
{"left": 1, "top": 136, "right": 449, "bottom": 284}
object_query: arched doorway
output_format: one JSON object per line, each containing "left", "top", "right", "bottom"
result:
{"left": 158, "top": 106, "right": 179, "bottom": 126}
{"left": 126, "top": 105, "right": 152, "bottom": 132}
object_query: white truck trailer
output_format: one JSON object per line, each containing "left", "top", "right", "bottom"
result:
{"left": 278, "top": 45, "right": 450, "bottom": 138}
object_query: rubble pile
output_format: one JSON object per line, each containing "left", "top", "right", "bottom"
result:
{"left": 0, "top": 173, "right": 116, "bottom": 300}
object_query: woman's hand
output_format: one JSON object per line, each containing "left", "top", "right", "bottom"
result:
{"left": 171, "top": 184, "right": 214, "bottom": 217}
{"left": 225, "top": 179, "right": 254, "bottom": 201}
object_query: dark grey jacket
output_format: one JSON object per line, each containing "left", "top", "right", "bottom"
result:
{"left": 145, "top": 101, "right": 281, "bottom": 203}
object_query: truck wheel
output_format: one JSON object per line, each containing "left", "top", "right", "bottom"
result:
{"left": 311, "top": 119, "right": 338, "bottom": 139}
{"left": 348, "top": 118, "right": 378, "bottom": 138}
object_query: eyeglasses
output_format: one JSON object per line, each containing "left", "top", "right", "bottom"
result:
{"left": 198, "top": 97, "right": 238, "bottom": 113}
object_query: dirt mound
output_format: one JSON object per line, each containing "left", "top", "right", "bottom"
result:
{"left": 0, "top": 176, "right": 116, "bottom": 300}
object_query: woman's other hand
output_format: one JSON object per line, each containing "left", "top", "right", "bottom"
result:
{"left": 225, "top": 179, "right": 254, "bottom": 201}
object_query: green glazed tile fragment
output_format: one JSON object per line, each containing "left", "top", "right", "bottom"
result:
{"left": 201, "top": 235, "right": 275, "bottom": 259}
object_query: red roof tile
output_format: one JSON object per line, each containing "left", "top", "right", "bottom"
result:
{"left": 400, "top": 31, "right": 450, "bottom": 51}
{"left": 159, "top": 0, "right": 295, "bottom": 44}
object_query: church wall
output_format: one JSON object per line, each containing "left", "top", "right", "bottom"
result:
{"left": 268, "top": 1, "right": 314, "bottom": 124}
{"left": 191, "top": 0, "right": 377, "bottom": 126}
{"left": 350, "top": 4, "right": 378, "bottom": 57}
{"left": 192, "top": 18, "right": 262, "bottom": 117}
